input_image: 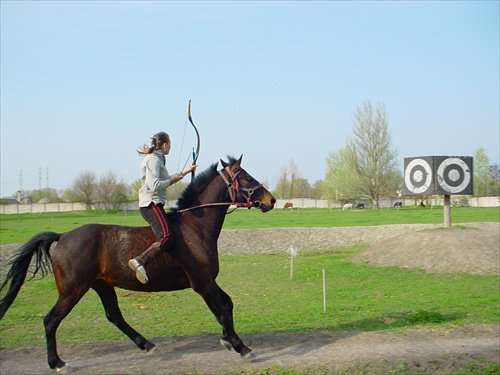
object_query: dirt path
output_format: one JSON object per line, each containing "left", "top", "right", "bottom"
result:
{"left": 1, "top": 223, "right": 499, "bottom": 374}
{"left": 1, "top": 325, "right": 499, "bottom": 375}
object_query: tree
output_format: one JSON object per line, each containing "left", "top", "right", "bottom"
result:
{"left": 489, "top": 164, "right": 500, "bottom": 196}
{"left": 20, "top": 188, "right": 64, "bottom": 204}
{"left": 97, "top": 171, "right": 128, "bottom": 210}
{"left": 272, "top": 159, "right": 312, "bottom": 199}
{"left": 324, "top": 101, "right": 402, "bottom": 207}
{"left": 71, "top": 170, "right": 97, "bottom": 209}
{"left": 323, "top": 147, "right": 360, "bottom": 203}
{"left": 473, "top": 147, "right": 494, "bottom": 197}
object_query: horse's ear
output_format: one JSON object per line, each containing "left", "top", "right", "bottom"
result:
{"left": 220, "top": 159, "right": 228, "bottom": 168}
{"left": 231, "top": 155, "right": 243, "bottom": 171}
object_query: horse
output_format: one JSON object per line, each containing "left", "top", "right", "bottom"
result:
{"left": 0, "top": 156, "right": 276, "bottom": 372}
{"left": 355, "top": 203, "right": 365, "bottom": 209}
{"left": 342, "top": 203, "right": 353, "bottom": 210}
{"left": 283, "top": 202, "right": 293, "bottom": 210}
{"left": 394, "top": 202, "right": 402, "bottom": 208}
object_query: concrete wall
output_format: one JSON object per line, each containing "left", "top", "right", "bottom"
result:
{"left": 1, "top": 196, "right": 498, "bottom": 214}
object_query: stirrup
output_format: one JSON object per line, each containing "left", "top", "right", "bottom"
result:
{"left": 128, "top": 259, "right": 149, "bottom": 284}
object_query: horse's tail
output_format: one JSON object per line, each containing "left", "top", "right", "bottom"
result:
{"left": 0, "top": 231, "right": 60, "bottom": 320}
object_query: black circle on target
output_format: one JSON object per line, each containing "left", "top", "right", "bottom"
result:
{"left": 442, "top": 164, "right": 464, "bottom": 187}
{"left": 404, "top": 158, "right": 433, "bottom": 195}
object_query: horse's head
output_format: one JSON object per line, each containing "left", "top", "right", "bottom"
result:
{"left": 220, "top": 156, "right": 275, "bottom": 212}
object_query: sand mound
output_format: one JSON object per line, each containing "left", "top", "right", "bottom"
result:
{"left": 351, "top": 223, "right": 500, "bottom": 275}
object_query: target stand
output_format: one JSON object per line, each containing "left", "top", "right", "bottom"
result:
{"left": 403, "top": 156, "right": 473, "bottom": 227}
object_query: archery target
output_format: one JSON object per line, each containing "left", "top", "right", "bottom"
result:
{"left": 435, "top": 156, "right": 473, "bottom": 195}
{"left": 403, "top": 157, "right": 434, "bottom": 195}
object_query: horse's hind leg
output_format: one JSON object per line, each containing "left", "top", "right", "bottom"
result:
{"left": 92, "top": 281, "right": 156, "bottom": 352}
{"left": 44, "top": 292, "right": 86, "bottom": 370}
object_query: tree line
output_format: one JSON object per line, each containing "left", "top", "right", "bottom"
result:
{"left": 6, "top": 101, "right": 499, "bottom": 208}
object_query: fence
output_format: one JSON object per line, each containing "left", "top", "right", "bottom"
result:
{"left": 0, "top": 196, "right": 498, "bottom": 215}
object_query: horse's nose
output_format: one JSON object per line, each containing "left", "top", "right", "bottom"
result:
{"left": 271, "top": 197, "right": 276, "bottom": 206}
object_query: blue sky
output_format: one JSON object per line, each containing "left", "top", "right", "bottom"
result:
{"left": 1, "top": 1, "right": 498, "bottom": 197}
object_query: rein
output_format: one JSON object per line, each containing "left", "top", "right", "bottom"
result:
{"left": 177, "top": 166, "right": 263, "bottom": 214}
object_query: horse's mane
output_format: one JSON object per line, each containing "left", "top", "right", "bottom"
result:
{"left": 173, "top": 156, "right": 238, "bottom": 210}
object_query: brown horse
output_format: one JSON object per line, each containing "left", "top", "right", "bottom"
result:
{"left": 283, "top": 202, "right": 293, "bottom": 210}
{"left": 0, "top": 156, "right": 275, "bottom": 372}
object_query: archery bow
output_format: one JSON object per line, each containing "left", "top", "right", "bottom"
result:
{"left": 187, "top": 99, "right": 201, "bottom": 180}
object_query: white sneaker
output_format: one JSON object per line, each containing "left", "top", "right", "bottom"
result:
{"left": 128, "top": 259, "right": 149, "bottom": 284}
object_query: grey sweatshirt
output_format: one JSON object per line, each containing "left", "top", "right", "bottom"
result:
{"left": 138, "top": 150, "right": 174, "bottom": 207}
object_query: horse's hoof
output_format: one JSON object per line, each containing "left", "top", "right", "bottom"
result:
{"left": 56, "top": 363, "right": 72, "bottom": 373}
{"left": 220, "top": 339, "right": 232, "bottom": 351}
{"left": 243, "top": 351, "right": 256, "bottom": 359}
{"left": 144, "top": 341, "right": 156, "bottom": 354}
{"left": 146, "top": 345, "right": 158, "bottom": 355}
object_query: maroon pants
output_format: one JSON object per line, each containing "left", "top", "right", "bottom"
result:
{"left": 140, "top": 203, "right": 172, "bottom": 251}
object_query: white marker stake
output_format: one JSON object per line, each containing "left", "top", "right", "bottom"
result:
{"left": 323, "top": 269, "right": 327, "bottom": 312}
{"left": 287, "top": 245, "right": 298, "bottom": 280}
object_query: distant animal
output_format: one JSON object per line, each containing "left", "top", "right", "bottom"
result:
{"left": 419, "top": 201, "right": 425, "bottom": 208}
{"left": 0, "top": 156, "right": 276, "bottom": 372}
{"left": 356, "top": 203, "right": 365, "bottom": 209}
{"left": 394, "top": 202, "right": 402, "bottom": 208}
{"left": 283, "top": 202, "right": 293, "bottom": 210}
{"left": 343, "top": 203, "right": 353, "bottom": 210}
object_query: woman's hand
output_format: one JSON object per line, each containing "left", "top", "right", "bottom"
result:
{"left": 182, "top": 163, "right": 198, "bottom": 176}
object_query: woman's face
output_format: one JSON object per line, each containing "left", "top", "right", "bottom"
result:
{"left": 161, "top": 141, "right": 171, "bottom": 155}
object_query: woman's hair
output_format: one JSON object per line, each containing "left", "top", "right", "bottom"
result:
{"left": 137, "top": 132, "right": 170, "bottom": 155}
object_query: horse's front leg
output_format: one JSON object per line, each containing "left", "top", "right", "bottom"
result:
{"left": 197, "top": 282, "right": 254, "bottom": 358}
{"left": 216, "top": 286, "right": 254, "bottom": 358}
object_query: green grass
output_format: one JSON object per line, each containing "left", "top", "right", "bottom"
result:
{"left": 1, "top": 247, "right": 498, "bottom": 348}
{"left": 0, "top": 206, "right": 498, "bottom": 245}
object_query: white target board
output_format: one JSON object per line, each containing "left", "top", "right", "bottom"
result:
{"left": 403, "top": 157, "right": 435, "bottom": 195}
{"left": 435, "top": 156, "right": 473, "bottom": 195}
{"left": 403, "top": 156, "right": 473, "bottom": 195}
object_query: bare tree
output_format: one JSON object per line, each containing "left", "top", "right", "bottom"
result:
{"left": 71, "top": 170, "right": 97, "bottom": 209}
{"left": 98, "top": 171, "right": 127, "bottom": 210}
{"left": 324, "top": 101, "right": 402, "bottom": 208}
{"left": 273, "top": 160, "right": 304, "bottom": 199}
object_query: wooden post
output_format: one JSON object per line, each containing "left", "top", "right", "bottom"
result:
{"left": 444, "top": 194, "right": 451, "bottom": 228}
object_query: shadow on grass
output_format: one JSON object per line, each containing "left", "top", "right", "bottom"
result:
{"left": 336, "top": 310, "right": 466, "bottom": 332}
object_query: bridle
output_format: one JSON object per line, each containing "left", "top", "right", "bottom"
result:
{"left": 218, "top": 166, "right": 263, "bottom": 209}
{"left": 177, "top": 166, "right": 264, "bottom": 214}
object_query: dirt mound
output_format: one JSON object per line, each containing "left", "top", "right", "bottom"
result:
{"left": 351, "top": 222, "right": 500, "bottom": 275}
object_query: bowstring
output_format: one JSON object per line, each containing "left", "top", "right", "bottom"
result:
{"left": 172, "top": 114, "right": 190, "bottom": 201}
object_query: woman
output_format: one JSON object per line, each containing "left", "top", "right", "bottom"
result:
{"left": 128, "top": 131, "right": 197, "bottom": 284}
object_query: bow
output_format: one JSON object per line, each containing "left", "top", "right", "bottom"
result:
{"left": 187, "top": 99, "right": 201, "bottom": 180}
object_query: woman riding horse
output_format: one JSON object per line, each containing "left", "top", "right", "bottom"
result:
{"left": 0, "top": 156, "right": 275, "bottom": 372}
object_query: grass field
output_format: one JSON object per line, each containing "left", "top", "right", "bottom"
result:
{"left": 0, "top": 206, "right": 498, "bottom": 349}
{"left": 0, "top": 206, "right": 498, "bottom": 245}
{"left": 1, "top": 247, "right": 498, "bottom": 348}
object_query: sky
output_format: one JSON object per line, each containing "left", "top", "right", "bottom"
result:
{"left": 1, "top": 1, "right": 499, "bottom": 197}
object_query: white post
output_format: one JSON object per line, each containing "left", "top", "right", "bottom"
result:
{"left": 323, "top": 269, "right": 327, "bottom": 312}
{"left": 287, "top": 245, "right": 298, "bottom": 280}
